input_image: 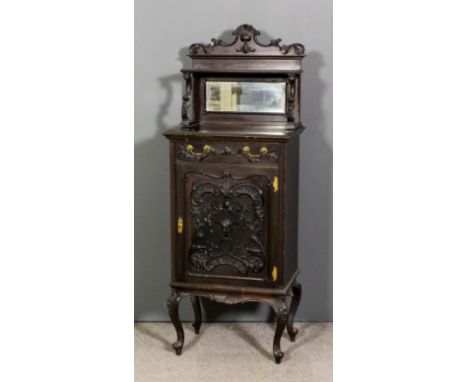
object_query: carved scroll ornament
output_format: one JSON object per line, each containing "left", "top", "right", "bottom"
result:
{"left": 188, "top": 24, "right": 305, "bottom": 56}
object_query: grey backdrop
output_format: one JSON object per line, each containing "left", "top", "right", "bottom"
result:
{"left": 135, "top": 0, "right": 332, "bottom": 322}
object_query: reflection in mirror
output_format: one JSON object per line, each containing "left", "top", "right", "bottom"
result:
{"left": 206, "top": 81, "right": 286, "bottom": 113}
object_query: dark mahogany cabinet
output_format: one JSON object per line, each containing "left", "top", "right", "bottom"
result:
{"left": 163, "top": 25, "right": 305, "bottom": 363}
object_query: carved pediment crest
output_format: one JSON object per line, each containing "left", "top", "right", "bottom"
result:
{"left": 188, "top": 24, "right": 305, "bottom": 56}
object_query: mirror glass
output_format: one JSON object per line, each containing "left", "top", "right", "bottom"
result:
{"left": 206, "top": 81, "right": 286, "bottom": 113}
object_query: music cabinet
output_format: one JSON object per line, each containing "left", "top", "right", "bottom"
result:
{"left": 163, "top": 24, "right": 305, "bottom": 363}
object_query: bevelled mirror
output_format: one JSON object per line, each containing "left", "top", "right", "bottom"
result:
{"left": 205, "top": 80, "right": 286, "bottom": 113}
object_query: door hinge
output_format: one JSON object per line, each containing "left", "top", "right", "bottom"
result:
{"left": 273, "top": 176, "right": 279, "bottom": 193}
{"left": 177, "top": 217, "right": 183, "bottom": 234}
{"left": 272, "top": 266, "right": 278, "bottom": 282}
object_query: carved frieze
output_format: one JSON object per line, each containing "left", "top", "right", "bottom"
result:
{"left": 177, "top": 142, "right": 279, "bottom": 163}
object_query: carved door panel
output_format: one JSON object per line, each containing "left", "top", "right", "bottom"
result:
{"left": 176, "top": 164, "right": 278, "bottom": 286}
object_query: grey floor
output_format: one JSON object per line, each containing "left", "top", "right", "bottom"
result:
{"left": 135, "top": 322, "right": 332, "bottom": 382}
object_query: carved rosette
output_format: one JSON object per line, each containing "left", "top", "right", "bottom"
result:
{"left": 188, "top": 24, "right": 305, "bottom": 56}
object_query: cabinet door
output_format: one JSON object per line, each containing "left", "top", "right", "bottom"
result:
{"left": 176, "top": 164, "right": 279, "bottom": 287}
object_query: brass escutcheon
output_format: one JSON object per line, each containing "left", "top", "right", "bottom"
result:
{"left": 177, "top": 217, "right": 183, "bottom": 234}
{"left": 272, "top": 266, "right": 278, "bottom": 282}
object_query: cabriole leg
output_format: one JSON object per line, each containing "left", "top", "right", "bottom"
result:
{"left": 287, "top": 283, "right": 302, "bottom": 341}
{"left": 272, "top": 299, "right": 288, "bottom": 364}
{"left": 167, "top": 289, "right": 184, "bottom": 355}
{"left": 190, "top": 295, "right": 202, "bottom": 334}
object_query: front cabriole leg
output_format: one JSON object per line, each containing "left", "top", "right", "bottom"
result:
{"left": 167, "top": 289, "right": 184, "bottom": 355}
{"left": 272, "top": 298, "right": 288, "bottom": 364}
